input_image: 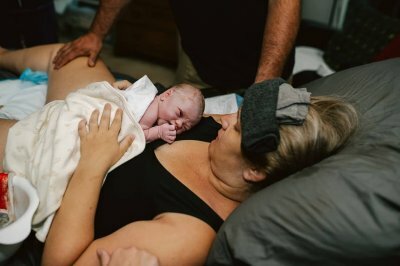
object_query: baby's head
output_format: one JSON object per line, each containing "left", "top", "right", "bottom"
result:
{"left": 157, "top": 83, "right": 205, "bottom": 134}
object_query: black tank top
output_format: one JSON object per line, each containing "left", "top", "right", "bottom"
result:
{"left": 94, "top": 117, "right": 223, "bottom": 238}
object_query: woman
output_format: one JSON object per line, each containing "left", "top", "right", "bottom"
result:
{"left": 0, "top": 44, "right": 358, "bottom": 265}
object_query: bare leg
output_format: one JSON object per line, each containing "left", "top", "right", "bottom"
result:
{"left": 0, "top": 44, "right": 115, "bottom": 102}
{"left": 0, "top": 44, "right": 116, "bottom": 170}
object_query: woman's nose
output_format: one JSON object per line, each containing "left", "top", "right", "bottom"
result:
{"left": 221, "top": 113, "right": 236, "bottom": 129}
{"left": 221, "top": 119, "right": 229, "bottom": 129}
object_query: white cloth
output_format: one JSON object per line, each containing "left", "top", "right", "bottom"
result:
{"left": 3, "top": 80, "right": 156, "bottom": 242}
{"left": 204, "top": 93, "right": 239, "bottom": 115}
{"left": 0, "top": 79, "right": 47, "bottom": 120}
{"left": 293, "top": 46, "right": 335, "bottom": 76}
{"left": 120, "top": 75, "right": 158, "bottom": 121}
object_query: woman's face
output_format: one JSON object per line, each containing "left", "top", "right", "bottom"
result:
{"left": 209, "top": 111, "right": 247, "bottom": 176}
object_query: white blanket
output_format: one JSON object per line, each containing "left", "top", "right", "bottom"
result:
{"left": 3, "top": 81, "right": 148, "bottom": 242}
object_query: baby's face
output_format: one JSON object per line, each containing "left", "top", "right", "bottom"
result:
{"left": 158, "top": 85, "right": 201, "bottom": 134}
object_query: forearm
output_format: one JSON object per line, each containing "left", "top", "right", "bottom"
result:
{"left": 255, "top": 0, "right": 301, "bottom": 82}
{"left": 90, "top": 0, "right": 130, "bottom": 39}
{"left": 143, "top": 126, "right": 160, "bottom": 143}
{"left": 43, "top": 162, "right": 107, "bottom": 266}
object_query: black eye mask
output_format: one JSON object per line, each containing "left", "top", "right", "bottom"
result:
{"left": 241, "top": 78, "right": 311, "bottom": 155}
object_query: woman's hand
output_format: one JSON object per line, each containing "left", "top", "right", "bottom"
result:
{"left": 97, "top": 247, "right": 159, "bottom": 266}
{"left": 113, "top": 80, "right": 132, "bottom": 90}
{"left": 78, "top": 104, "right": 134, "bottom": 173}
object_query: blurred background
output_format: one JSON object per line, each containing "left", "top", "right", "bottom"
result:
{"left": 1, "top": 0, "right": 400, "bottom": 87}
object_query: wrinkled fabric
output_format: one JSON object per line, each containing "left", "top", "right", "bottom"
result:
{"left": 4, "top": 81, "right": 146, "bottom": 242}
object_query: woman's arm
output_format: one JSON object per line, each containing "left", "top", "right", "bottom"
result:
{"left": 42, "top": 104, "right": 134, "bottom": 266}
{"left": 76, "top": 213, "right": 216, "bottom": 266}
{"left": 43, "top": 104, "right": 215, "bottom": 266}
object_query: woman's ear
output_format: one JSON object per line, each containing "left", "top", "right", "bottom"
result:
{"left": 243, "top": 167, "right": 266, "bottom": 182}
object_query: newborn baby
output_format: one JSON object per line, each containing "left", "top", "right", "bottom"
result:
{"left": 114, "top": 80, "right": 205, "bottom": 143}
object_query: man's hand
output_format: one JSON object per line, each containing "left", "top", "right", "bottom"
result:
{"left": 158, "top": 123, "right": 176, "bottom": 143}
{"left": 53, "top": 32, "right": 103, "bottom": 69}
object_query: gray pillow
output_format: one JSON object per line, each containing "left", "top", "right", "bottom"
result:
{"left": 206, "top": 58, "right": 400, "bottom": 266}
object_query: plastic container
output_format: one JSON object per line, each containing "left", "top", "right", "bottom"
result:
{"left": 0, "top": 175, "right": 39, "bottom": 263}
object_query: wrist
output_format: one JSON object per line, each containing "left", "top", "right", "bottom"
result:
{"left": 76, "top": 158, "right": 108, "bottom": 179}
{"left": 87, "top": 30, "right": 105, "bottom": 41}
{"left": 157, "top": 125, "right": 162, "bottom": 139}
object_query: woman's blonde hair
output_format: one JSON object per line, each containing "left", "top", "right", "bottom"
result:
{"left": 247, "top": 95, "right": 359, "bottom": 191}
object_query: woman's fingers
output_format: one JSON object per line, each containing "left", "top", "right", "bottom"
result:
{"left": 113, "top": 80, "right": 132, "bottom": 90}
{"left": 78, "top": 105, "right": 134, "bottom": 170}
{"left": 87, "top": 105, "right": 122, "bottom": 135}
{"left": 110, "top": 108, "right": 123, "bottom": 134}
{"left": 97, "top": 249, "right": 111, "bottom": 266}
{"left": 78, "top": 119, "right": 87, "bottom": 139}
{"left": 120, "top": 135, "right": 135, "bottom": 153}
{"left": 89, "top": 108, "right": 100, "bottom": 133}
{"left": 99, "top": 104, "right": 112, "bottom": 131}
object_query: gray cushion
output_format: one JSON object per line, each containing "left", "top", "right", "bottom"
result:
{"left": 206, "top": 58, "right": 400, "bottom": 266}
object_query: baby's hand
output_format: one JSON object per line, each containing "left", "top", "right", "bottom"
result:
{"left": 158, "top": 124, "right": 176, "bottom": 143}
{"left": 113, "top": 80, "right": 132, "bottom": 90}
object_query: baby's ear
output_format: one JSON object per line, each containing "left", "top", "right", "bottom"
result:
{"left": 160, "top": 88, "right": 174, "bottom": 101}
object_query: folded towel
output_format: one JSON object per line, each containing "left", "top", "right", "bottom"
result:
{"left": 241, "top": 78, "right": 311, "bottom": 155}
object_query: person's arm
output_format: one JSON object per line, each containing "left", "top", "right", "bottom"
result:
{"left": 254, "top": 0, "right": 301, "bottom": 82}
{"left": 42, "top": 104, "right": 134, "bottom": 266}
{"left": 41, "top": 106, "right": 214, "bottom": 266}
{"left": 77, "top": 213, "right": 216, "bottom": 266}
{"left": 142, "top": 123, "right": 177, "bottom": 143}
{"left": 53, "top": 0, "right": 130, "bottom": 69}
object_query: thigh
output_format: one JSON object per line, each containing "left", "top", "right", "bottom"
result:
{"left": 47, "top": 56, "right": 115, "bottom": 102}
{"left": 0, "top": 44, "right": 116, "bottom": 103}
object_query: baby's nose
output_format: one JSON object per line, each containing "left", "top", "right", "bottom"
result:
{"left": 174, "top": 120, "right": 183, "bottom": 128}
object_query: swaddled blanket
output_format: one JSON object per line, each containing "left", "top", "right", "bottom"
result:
{"left": 3, "top": 80, "right": 151, "bottom": 242}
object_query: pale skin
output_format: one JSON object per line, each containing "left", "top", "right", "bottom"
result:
{"left": 114, "top": 80, "right": 202, "bottom": 143}
{"left": 52, "top": 0, "right": 300, "bottom": 83}
{"left": 0, "top": 44, "right": 266, "bottom": 265}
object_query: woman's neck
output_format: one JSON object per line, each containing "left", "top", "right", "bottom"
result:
{"left": 207, "top": 167, "right": 251, "bottom": 203}
{"left": 155, "top": 141, "right": 241, "bottom": 220}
